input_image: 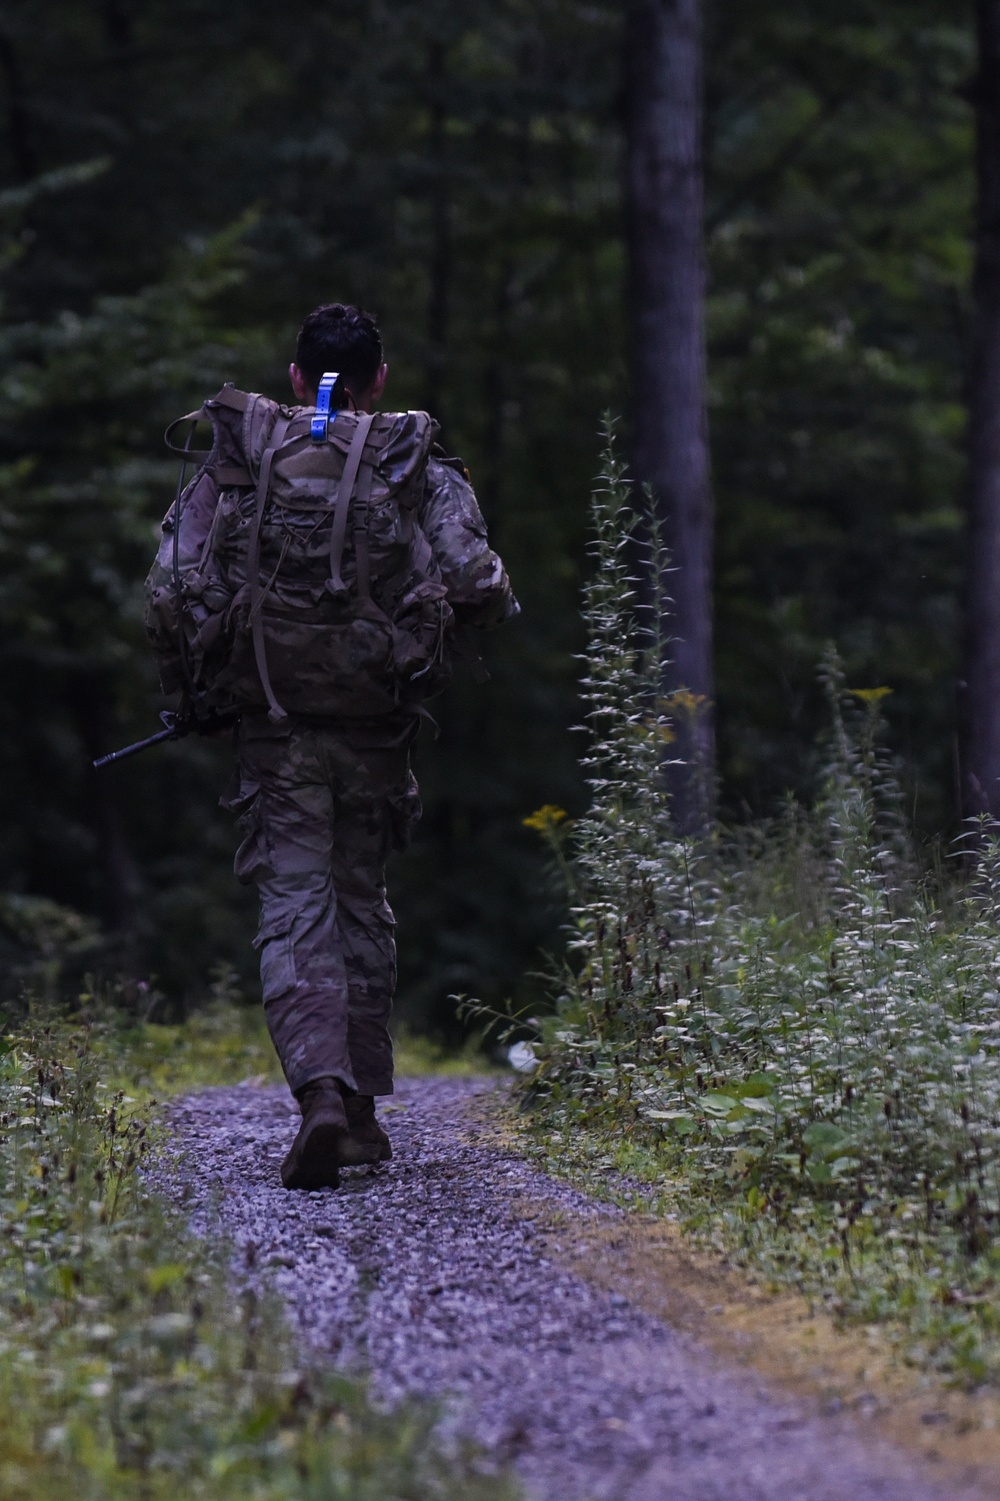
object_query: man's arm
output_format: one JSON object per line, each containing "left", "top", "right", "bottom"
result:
{"left": 420, "top": 454, "right": 519, "bottom": 626}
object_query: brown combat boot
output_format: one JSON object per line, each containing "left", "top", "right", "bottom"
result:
{"left": 281, "top": 1077, "right": 350, "bottom": 1190}
{"left": 342, "top": 1093, "right": 392, "bottom": 1164}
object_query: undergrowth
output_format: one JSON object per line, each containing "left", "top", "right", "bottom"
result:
{"left": 516, "top": 427, "right": 1000, "bottom": 1387}
{"left": 90, "top": 1002, "right": 485, "bottom": 1104}
{"left": 0, "top": 1011, "right": 514, "bottom": 1500}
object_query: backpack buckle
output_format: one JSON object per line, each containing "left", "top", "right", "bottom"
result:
{"left": 310, "top": 371, "right": 340, "bottom": 442}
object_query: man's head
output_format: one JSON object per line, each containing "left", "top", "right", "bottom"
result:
{"left": 289, "top": 303, "right": 388, "bottom": 411}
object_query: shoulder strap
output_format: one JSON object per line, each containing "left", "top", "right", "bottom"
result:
{"left": 327, "top": 413, "right": 375, "bottom": 598}
{"left": 352, "top": 454, "right": 376, "bottom": 599}
{"left": 246, "top": 413, "right": 293, "bottom": 722}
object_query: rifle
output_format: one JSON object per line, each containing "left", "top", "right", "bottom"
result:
{"left": 92, "top": 709, "right": 237, "bottom": 770}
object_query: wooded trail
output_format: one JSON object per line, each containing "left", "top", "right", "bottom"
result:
{"left": 161, "top": 1076, "right": 983, "bottom": 1501}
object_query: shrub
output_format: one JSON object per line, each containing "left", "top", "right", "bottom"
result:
{"left": 524, "top": 430, "right": 1000, "bottom": 1381}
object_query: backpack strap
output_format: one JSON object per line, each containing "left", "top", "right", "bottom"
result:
{"left": 246, "top": 412, "right": 293, "bottom": 722}
{"left": 210, "top": 463, "right": 254, "bottom": 487}
{"left": 327, "top": 412, "right": 375, "bottom": 598}
{"left": 352, "top": 451, "right": 377, "bottom": 599}
{"left": 164, "top": 409, "right": 213, "bottom": 461}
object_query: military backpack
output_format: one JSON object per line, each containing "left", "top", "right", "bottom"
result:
{"left": 144, "top": 384, "right": 454, "bottom": 720}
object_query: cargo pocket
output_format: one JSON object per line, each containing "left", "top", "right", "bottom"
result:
{"left": 372, "top": 901, "right": 398, "bottom": 995}
{"left": 232, "top": 792, "right": 276, "bottom": 885}
{"left": 386, "top": 770, "right": 422, "bottom": 851}
{"left": 255, "top": 917, "right": 297, "bottom": 1002}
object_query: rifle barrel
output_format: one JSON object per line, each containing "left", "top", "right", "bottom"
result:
{"left": 92, "top": 725, "right": 179, "bottom": 770}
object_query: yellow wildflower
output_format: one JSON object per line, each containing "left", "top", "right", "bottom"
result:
{"left": 662, "top": 689, "right": 708, "bottom": 717}
{"left": 848, "top": 687, "right": 893, "bottom": 703}
{"left": 522, "top": 804, "right": 568, "bottom": 833}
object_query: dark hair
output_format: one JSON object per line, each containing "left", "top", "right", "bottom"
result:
{"left": 294, "top": 303, "right": 384, "bottom": 394}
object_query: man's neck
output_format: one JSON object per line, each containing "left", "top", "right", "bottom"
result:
{"left": 305, "top": 391, "right": 371, "bottom": 414}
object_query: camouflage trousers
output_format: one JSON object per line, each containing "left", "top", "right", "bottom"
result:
{"left": 223, "top": 711, "right": 420, "bottom": 1097}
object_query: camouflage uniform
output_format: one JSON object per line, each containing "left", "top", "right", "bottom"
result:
{"left": 223, "top": 449, "right": 516, "bottom": 1097}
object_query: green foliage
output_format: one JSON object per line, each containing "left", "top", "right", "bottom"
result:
{"left": 707, "top": 0, "right": 972, "bottom": 822}
{"left": 0, "top": 0, "right": 981, "bottom": 1026}
{"left": 0, "top": 200, "right": 265, "bottom": 988}
{"left": 90, "top": 1005, "right": 491, "bottom": 1101}
{"left": 0, "top": 1016, "right": 515, "bottom": 1499}
{"left": 0, "top": 0, "right": 618, "bottom": 1018}
{"left": 0, "top": 895, "right": 102, "bottom": 1005}
{"left": 522, "top": 434, "right": 1000, "bottom": 1385}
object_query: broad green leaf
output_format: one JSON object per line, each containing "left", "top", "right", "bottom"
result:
{"left": 700, "top": 1092, "right": 740, "bottom": 1117}
{"left": 802, "top": 1121, "right": 851, "bottom": 1157}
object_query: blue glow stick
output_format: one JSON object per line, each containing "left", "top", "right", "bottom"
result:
{"left": 310, "top": 370, "right": 340, "bottom": 442}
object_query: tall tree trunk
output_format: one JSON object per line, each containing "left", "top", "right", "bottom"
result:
{"left": 963, "top": 0, "right": 1000, "bottom": 821}
{"left": 625, "top": 0, "right": 715, "bottom": 832}
{"left": 102, "top": 0, "right": 134, "bottom": 54}
{"left": 481, "top": 264, "right": 512, "bottom": 530}
{"left": 72, "top": 683, "right": 140, "bottom": 945}
{"left": 425, "top": 40, "right": 451, "bottom": 427}
{"left": 0, "top": 32, "right": 36, "bottom": 182}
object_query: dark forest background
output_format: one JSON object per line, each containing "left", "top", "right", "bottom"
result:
{"left": 0, "top": 0, "right": 974, "bottom": 1030}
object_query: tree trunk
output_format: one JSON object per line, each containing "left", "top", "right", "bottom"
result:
{"left": 0, "top": 32, "right": 36, "bottom": 182}
{"left": 425, "top": 40, "right": 451, "bottom": 427}
{"left": 625, "top": 0, "right": 715, "bottom": 832}
{"left": 481, "top": 263, "right": 512, "bottom": 530}
{"left": 73, "top": 683, "right": 140, "bottom": 944}
{"left": 963, "top": 0, "right": 1000, "bottom": 821}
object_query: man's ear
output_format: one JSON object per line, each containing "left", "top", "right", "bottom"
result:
{"left": 371, "top": 363, "right": 389, "bottom": 403}
{"left": 289, "top": 362, "right": 314, "bottom": 404}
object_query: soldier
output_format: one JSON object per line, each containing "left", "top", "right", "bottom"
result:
{"left": 146, "top": 304, "right": 517, "bottom": 1189}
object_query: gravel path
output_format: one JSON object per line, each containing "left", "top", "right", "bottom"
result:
{"left": 163, "top": 1075, "right": 973, "bottom": 1501}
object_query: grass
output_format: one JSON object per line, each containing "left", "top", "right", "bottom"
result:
{"left": 0, "top": 1008, "right": 515, "bottom": 1501}
{"left": 505, "top": 430, "right": 1000, "bottom": 1389}
{"left": 93, "top": 1004, "right": 490, "bottom": 1106}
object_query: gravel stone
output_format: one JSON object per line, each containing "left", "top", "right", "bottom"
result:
{"left": 161, "top": 1075, "right": 976, "bottom": 1501}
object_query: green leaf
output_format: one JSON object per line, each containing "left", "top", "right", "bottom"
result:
{"left": 829, "top": 1156, "right": 858, "bottom": 1180}
{"left": 738, "top": 1074, "right": 775, "bottom": 1098}
{"left": 802, "top": 1121, "right": 850, "bottom": 1156}
{"left": 700, "top": 1092, "right": 740, "bottom": 1117}
{"left": 145, "top": 1263, "right": 187, "bottom": 1294}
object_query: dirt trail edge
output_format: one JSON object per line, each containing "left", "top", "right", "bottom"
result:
{"left": 162, "top": 1076, "right": 990, "bottom": 1501}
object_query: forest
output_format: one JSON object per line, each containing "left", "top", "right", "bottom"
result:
{"left": 0, "top": 0, "right": 979, "bottom": 1032}
{"left": 9, "top": 4, "right": 1000, "bottom": 1496}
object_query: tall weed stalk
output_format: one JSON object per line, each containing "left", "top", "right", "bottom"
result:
{"left": 528, "top": 430, "right": 1000, "bottom": 1380}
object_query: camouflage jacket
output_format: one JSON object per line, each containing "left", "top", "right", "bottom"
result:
{"left": 420, "top": 448, "right": 519, "bottom": 629}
